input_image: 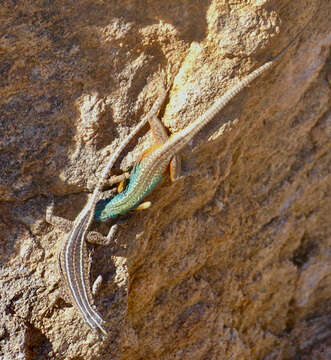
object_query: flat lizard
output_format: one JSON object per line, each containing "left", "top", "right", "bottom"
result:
{"left": 94, "top": 57, "right": 281, "bottom": 222}
{"left": 46, "top": 91, "right": 169, "bottom": 335}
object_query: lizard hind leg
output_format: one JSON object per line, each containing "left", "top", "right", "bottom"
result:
{"left": 135, "top": 201, "right": 152, "bottom": 211}
{"left": 87, "top": 223, "right": 120, "bottom": 298}
{"left": 92, "top": 275, "right": 103, "bottom": 296}
{"left": 169, "top": 154, "right": 182, "bottom": 182}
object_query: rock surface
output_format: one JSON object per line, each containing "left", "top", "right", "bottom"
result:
{"left": 0, "top": 0, "right": 330, "bottom": 359}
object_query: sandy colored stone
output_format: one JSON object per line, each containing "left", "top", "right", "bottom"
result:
{"left": 0, "top": 0, "right": 330, "bottom": 359}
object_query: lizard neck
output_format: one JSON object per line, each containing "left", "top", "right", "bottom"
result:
{"left": 94, "top": 160, "right": 165, "bottom": 221}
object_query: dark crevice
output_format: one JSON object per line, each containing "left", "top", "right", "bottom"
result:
{"left": 25, "top": 322, "right": 53, "bottom": 360}
{"left": 291, "top": 232, "right": 319, "bottom": 268}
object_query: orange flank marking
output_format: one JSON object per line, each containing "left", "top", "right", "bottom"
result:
{"left": 137, "top": 144, "right": 171, "bottom": 177}
{"left": 136, "top": 144, "right": 171, "bottom": 179}
{"left": 169, "top": 162, "right": 176, "bottom": 182}
{"left": 137, "top": 144, "right": 161, "bottom": 162}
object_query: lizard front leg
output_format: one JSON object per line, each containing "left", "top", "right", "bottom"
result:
{"left": 45, "top": 197, "right": 72, "bottom": 232}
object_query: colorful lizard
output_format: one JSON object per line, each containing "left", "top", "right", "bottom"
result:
{"left": 94, "top": 59, "right": 276, "bottom": 222}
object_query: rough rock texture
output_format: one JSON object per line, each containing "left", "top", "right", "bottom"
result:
{"left": 0, "top": 0, "right": 330, "bottom": 359}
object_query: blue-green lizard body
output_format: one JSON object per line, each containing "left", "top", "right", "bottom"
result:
{"left": 95, "top": 160, "right": 164, "bottom": 220}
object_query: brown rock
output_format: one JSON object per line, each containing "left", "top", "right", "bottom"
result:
{"left": 0, "top": 0, "right": 330, "bottom": 359}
